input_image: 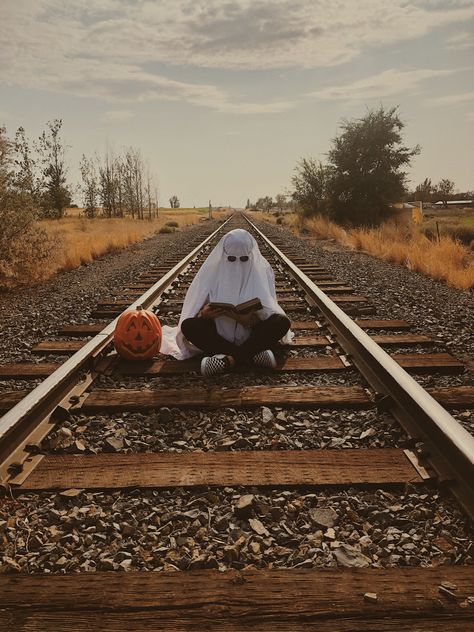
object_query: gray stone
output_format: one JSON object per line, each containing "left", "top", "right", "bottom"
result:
{"left": 104, "top": 436, "right": 124, "bottom": 452}
{"left": 333, "top": 543, "right": 371, "bottom": 568}
{"left": 310, "top": 507, "right": 338, "bottom": 529}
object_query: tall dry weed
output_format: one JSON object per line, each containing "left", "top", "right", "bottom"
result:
{"left": 256, "top": 210, "right": 474, "bottom": 291}
{"left": 303, "top": 216, "right": 348, "bottom": 242}
{"left": 43, "top": 213, "right": 201, "bottom": 276}
{"left": 346, "top": 224, "right": 474, "bottom": 290}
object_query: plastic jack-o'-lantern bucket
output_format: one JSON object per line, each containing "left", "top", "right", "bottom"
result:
{"left": 114, "top": 306, "right": 162, "bottom": 361}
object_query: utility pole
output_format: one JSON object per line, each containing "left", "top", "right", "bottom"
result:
{"left": 209, "top": 200, "right": 212, "bottom": 220}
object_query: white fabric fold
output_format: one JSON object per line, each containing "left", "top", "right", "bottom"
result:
{"left": 159, "top": 228, "right": 293, "bottom": 359}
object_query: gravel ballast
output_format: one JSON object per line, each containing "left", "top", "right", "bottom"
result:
{"left": 0, "top": 220, "right": 222, "bottom": 364}
{"left": 254, "top": 220, "right": 473, "bottom": 365}
{"left": 1, "top": 487, "right": 471, "bottom": 574}
{"left": 1, "top": 215, "right": 473, "bottom": 577}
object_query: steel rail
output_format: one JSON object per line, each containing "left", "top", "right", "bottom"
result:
{"left": 0, "top": 214, "right": 234, "bottom": 484}
{"left": 245, "top": 214, "right": 474, "bottom": 518}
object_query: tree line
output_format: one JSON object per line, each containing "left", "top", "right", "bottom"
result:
{"left": 80, "top": 147, "right": 159, "bottom": 220}
{"left": 407, "top": 177, "right": 472, "bottom": 208}
{"left": 0, "top": 120, "right": 167, "bottom": 285}
{"left": 251, "top": 106, "right": 471, "bottom": 226}
{"left": 1, "top": 119, "right": 165, "bottom": 222}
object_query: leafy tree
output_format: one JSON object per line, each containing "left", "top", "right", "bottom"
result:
{"left": 37, "top": 119, "right": 71, "bottom": 218}
{"left": 255, "top": 196, "right": 274, "bottom": 211}
{"left": 327, "top": 106, "right": 420, "bottom": 225}
{"left": 434, "top": 178, "right": 455, "bottom": 208}
{"left": 414, "top": 178, "right": 432, "bottom": 204}
{"left": 0, "top": 126, "right": 52, "bottom": 285}
{"left": 275, "top": 193, "right": 287, "bottom": 209}
{"left": 169, "top": 195, "right": 180, "bottom": 208}
{"left": 291, "top": 159, "right": 334, "bottom": 217}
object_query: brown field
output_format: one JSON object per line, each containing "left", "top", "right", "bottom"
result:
{"left": 249, "top": 210, "right": 474, "bottom": 291}
{"left": 43, "top": 210, "right": 194, "bottom": 273}
{"left": 42, "top": 208, "right": 230, "bottom": 277}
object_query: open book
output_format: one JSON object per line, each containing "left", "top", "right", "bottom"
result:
{"left": 208, "top": 297, "right": 263, "bottom": 314}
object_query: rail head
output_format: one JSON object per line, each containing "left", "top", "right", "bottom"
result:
{"left": 244, "top": 213, "right": 474, "bottom": 519}
{"left": 0, "top": 214, "right": 234, "bottom": 481}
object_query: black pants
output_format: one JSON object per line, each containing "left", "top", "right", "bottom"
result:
{"left": 181, "top": 314, "right": 291, "bottom": 363}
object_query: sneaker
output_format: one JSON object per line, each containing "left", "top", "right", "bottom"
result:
{"left": 200, "top": 354, "right": 230, "bottom": 377}
{"left": 252, "top": 349, "right": 277, "bottom": 369}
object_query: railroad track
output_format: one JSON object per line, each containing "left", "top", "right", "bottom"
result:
{"left": 0, "top": 211, "right": 473, "bottom": 630}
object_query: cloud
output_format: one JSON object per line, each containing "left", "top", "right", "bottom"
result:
{"left": 429, "top": 91, "right": 474, "bottom": 105}
{"left": 444, "top": 32, "right": 474, "bottom": 50}
{"left": 310, "top": 68, "right": 454, "bottom": 101}
{"left": 466, "top": 111, "right": 474, "bottom": 122}
{"left": 102, "top": 110, "right": 134, "bottom": 123}
{"left": 0, "top": 0, "right": 473, "bottom": 111}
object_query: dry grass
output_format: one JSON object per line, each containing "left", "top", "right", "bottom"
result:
{"left": 303, "top": 215, "right": 348, "bottom": 242}
{"left": 252, "top": 210, "right": 474, "bottom": 291}
{"left": 40, "top": 210, "right": 203, "bottom": 277}
{"left": 347, "top": 224, "right": 474, "bottom": 290}
{"left": 421, "top": 208, "right": 474, "bottom": 248}
{"left": 1, "top": 207, "right": 231, "bottom": 288}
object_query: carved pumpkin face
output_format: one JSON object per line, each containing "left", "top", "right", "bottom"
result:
{"left": 114, "top": 307, "right": 162, "bottom": 361}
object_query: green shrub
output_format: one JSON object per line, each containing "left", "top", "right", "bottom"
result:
{"left": 165, "top": 221, "right": 179, "bottom": 228}
{"left": 159, "top": 225, "right": 175, "bottom": 234}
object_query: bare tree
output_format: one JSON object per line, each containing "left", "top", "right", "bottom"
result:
{"left": 14, "top": 126, "right": 39, "bottom": 201}
{"left": 95, "top": 145, "right": 156, "bottom": 220}
{"left": 169, "top": 195, "right": 180, "bottom": 208}
{"left": 80, "top": 154, "right": 98, "bottom": 218}
{"left": 37, "top": 119, "right": 71, "bottom": 218}
{"left": 98, "top": 148, "right": 120, "bottom": 218}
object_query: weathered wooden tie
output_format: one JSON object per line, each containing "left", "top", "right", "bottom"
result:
{"left": 79, "top": 385, "right": 372, "bottom": 412}
{"left": 2, "top": 385, "right": 472, "bottom": 414}
{"left": 30, "top": 334, "right": 437, "bottom": 355}
{"left": 15, "top": 449, "right": 424, "bottom": 490}
{"left": 0, "top": 567, "right": 472, "bottom": 632}
{"left": 49, "top": 319, "right": 402, "bottom": 336}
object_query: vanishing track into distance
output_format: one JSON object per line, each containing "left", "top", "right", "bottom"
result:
{"left": 0, "top": 212, "right": 473, "bottom": 631}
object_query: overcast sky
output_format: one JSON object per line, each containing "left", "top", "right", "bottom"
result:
{"left": 1, "top": 0, "right": 473, "bottom": 207}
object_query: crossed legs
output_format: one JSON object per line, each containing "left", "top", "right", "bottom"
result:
{"left": 181, "top": 314, "right": 291, "bottom": 364}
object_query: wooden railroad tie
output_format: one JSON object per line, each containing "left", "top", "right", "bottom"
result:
{"left": 0, "top": 567, "right": 472, "bottom": 631}
{"left": 2, "top": 385, "right": 473, "bottom": 415}
{"left": 79, "top": 385, "right": 372, "bottom": 412}
{"left": 54, "top": 319, "right": 412, "bottom": 337}
{"left": 34, "top": 333, "right": 432, "bottom": 354}
{"left": 13, "top": 449, "right": 425, "bottom": 491}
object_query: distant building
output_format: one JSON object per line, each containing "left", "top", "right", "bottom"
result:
{"left": 433, "top": 200, "right": 473, "bottom": 208}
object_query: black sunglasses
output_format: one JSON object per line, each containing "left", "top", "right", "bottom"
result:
{"left": 227, "top": 255, "right": 249, "bottom": 262}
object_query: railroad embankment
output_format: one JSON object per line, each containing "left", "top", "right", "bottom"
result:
{"left": 251, "top": 211, "right": 474, "bottom": 291}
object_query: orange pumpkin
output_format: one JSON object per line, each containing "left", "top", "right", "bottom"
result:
{"left": 114, "top": 307, "right": 162, "bottom": 361}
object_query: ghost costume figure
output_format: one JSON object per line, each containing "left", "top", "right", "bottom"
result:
{"left": 160, "top": 229, "right": 292, "bottom": 376}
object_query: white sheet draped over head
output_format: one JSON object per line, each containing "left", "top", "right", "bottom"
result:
{"left": 159, "top": 228, "right": 293, "bottom": 359}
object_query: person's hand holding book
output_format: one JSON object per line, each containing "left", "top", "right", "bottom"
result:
{"left": 199, "top": 304, "right": 227, "bottom": 319}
